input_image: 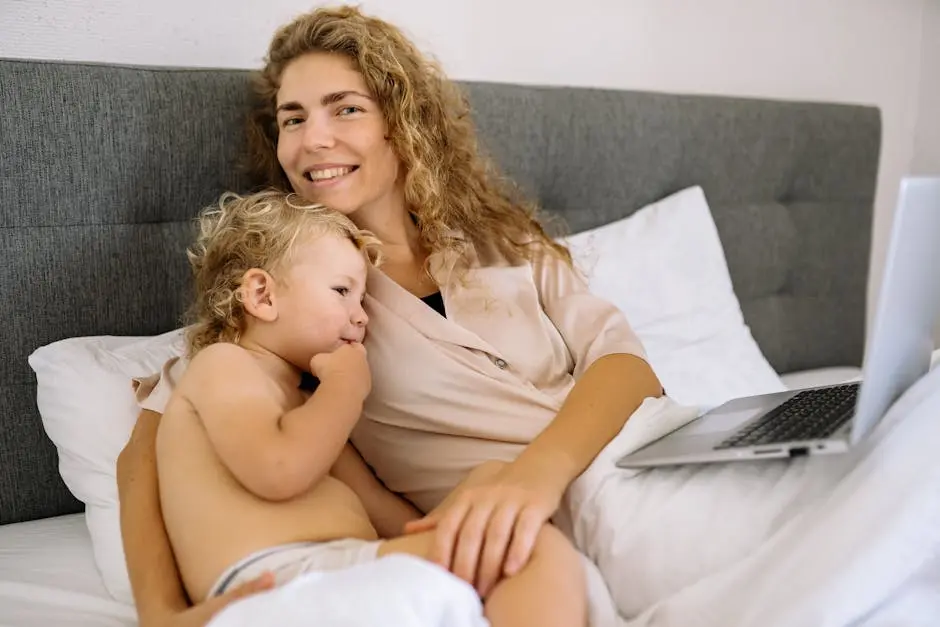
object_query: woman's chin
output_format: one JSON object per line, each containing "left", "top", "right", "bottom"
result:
{"left": 307, "top": 190, "right": 359, "bottom": 215}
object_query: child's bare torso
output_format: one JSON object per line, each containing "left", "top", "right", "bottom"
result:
{"left": 155, "top": 374, "right": 378, "bottom": 603}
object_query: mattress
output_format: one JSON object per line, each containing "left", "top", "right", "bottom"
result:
{"left": 0, "top": 513, "right": 135, "bottom": 627}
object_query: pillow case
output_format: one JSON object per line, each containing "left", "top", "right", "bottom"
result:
{"left": 561, "top": 185, "right": 787, "bottom": 409}
{"left": 28, "top": 328, "right": 186, "bottom": 604}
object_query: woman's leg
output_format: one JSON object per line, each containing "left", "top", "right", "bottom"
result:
{"left": 480, "top": 523, "right": 587, "bottom": 627}
{"left": 381, "top": 461, "right": 587, "bottom": 625}
{"left": 381, "top": 515, "right": 587, "bottom": 627}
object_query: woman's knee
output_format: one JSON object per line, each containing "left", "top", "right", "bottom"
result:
{"left": 529, "top": 524, "right": 583, "bottom": 573}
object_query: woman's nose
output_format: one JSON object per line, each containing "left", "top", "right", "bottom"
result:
{"left": 302, "top": 117, "right": 336, "bottom": 151}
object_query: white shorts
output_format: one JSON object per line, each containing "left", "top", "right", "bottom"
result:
{"left": 209, "top": 539, "right": 382, "bottom": 597}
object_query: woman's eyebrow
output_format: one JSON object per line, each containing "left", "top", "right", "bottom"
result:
{"left": 321, "top": 90, "right": 373, "bottom": 105}
{"left": 275, "top": 101, "right": 304, "bottom": 115}
{"left": 276, "top": 91, "right": 373, "bottom": 115}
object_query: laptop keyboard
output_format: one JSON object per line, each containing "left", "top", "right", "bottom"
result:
{"left": 715, "top": 383, "right": 860, "bottom": 449}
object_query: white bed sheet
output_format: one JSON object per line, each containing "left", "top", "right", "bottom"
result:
{"left": 0, "top": 513, "right": 135, "bottom": 627}
{"left": 779, "top": 366, "right": 862, "bottom": 390}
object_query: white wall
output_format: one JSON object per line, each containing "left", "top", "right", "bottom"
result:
{"left": 912, "top": 0, "right": 940, "bottom": 342}
{"left": 913, "top": 0, "right": 940, "bottom": 177}
{"left": 2, "top": 0, "right": 933, "bottom": 322}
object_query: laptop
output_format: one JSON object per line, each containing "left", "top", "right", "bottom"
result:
{"left": 617, "top": 177, "right": 940, "bottom": 469}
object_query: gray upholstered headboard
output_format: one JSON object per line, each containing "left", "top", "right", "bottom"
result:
{"left": 0, "top": 58, "right": 880, "bottom": 525}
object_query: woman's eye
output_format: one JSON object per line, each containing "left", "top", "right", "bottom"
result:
{"left": 333, "top": 287, "right": 349, "bottom": 296}
{"left": 282, "top": 117, "right": 302, "bottom": 128}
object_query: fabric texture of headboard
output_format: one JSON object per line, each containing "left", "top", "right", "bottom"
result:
{"left": 0, "top": 58, "right": 880, "bottom": 524}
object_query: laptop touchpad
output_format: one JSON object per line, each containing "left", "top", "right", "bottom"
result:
{"left": 679, "top": 408, "right": 761, "bottom": 435}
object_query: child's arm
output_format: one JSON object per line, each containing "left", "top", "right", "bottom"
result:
{"left": 187, "top": 343, "right": 368, "bottom": 502}
{"left": 330, "top": 443, "right": 422, "bottom": 538}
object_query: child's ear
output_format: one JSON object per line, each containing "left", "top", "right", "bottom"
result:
{"left": 240, "top": 269, "right": 278, "bottom": 322}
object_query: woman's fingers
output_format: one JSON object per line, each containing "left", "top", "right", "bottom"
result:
{"left": 194, "top": 572, "right": 275, "bottom": 625}
{"left": 402, "top": 514, "right": 437, "bottom": 534}
{"left": 450, "top": 501, "right": 498, "bottom": 585}
{"left": 430, "top": 498, "right": 472, "bottom": 569}
{"left": 475, "top": 503, "right": 518, "bottom": 597}
{"left": 235, "top": 571, "right": 274, "bottom": 595}
{"left": 504, "top": 508, "right": 544, "bottom": 576}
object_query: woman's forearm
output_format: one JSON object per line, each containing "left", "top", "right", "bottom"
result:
{"left": 116, "top": 409, "right": 190, "bottom": 625}
{"left": 330, "top": 444, "right": 421, "bottom": 538}
{"left": 515, "top": 353, "right": 663, "bottom": 492}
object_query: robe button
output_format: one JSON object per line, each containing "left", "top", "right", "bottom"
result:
{"left": 494, "top": 357, "right": 508, "bottom": 369}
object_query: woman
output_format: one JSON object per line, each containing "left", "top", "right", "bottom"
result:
{"left": 117, "top": 6, "right": 663, "bottom": 626}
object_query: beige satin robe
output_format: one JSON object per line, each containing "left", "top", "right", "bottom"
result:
{"left": 136, "top": 241, "right": 646, "bottom": 512}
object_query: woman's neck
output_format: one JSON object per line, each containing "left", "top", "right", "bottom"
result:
{"left": 351, "top": 195, "right": 423, "bottom": 266}
{"left": 352, "top": 196, "right": 442, "bottom": 295}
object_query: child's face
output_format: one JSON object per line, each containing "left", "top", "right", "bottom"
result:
{"left": 275, "top": 232, "right": 370, "bottom": 360}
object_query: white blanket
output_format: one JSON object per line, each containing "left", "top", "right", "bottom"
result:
{"left": 207, "top": 365, "right": 940, "bottom": 627}
{"left": 565, "top": 363, "right": 940, "bottom": 627}
{"left": 208, "top": 554, "right": 488, "bottom": 627}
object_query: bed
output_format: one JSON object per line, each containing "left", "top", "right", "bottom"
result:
{"left": 3, "top": 57, "right": 914, "bottom": 626}
{"left": 0, "top": 514, "right": 135, "bottom": 626}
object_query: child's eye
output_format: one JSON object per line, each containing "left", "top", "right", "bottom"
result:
{"left": 337, "top": 106, "right": 362, "bottom": 116}
{"left": 333, "top": 287, "right": 349, "bottom": 296}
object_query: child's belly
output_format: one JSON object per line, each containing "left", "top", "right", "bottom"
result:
{"left": 158, "top": 421, "right": 377, "bottom": 602}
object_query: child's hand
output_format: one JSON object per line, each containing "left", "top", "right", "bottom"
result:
{"left": 309, "top": 343, "right": 371, "bottom": 399}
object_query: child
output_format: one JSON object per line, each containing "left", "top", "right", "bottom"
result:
{"left": 155, "top": 190, "right": 587, "bottom": 626}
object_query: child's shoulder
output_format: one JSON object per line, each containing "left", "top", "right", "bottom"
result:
{"left": 178, "top": 343, "right": 274, "bottom": 408}
{"left": 192, "top": 341, "right": 247, "bottom": 360}
{"left": 189, "top": 341, "right": 248, "bottom": 364}
{"left": 185, "top": 342, "right": 259, "bottom": 381}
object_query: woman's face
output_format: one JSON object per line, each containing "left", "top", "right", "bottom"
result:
{"left": 275, "top": 52, "right": 403, "bottom": 218}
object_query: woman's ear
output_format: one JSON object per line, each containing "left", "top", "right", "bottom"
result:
{"left": 240, "top": 269, "right": 278, "bottom": 322}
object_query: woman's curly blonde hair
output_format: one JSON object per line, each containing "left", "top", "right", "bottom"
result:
{"left": 244, "top": 4, "right": 571, "bottom": 274}
{"left": 184, "top": 189, "right": 381, "bottom": 356}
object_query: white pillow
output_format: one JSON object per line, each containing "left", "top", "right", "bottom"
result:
{"left": 28, "top": 329, "right": 186, "bottom": 604}
{"left": 561, "top": 186, "right": 788, "bottom": 409}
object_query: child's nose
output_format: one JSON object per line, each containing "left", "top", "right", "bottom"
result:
{"left": 352, "top": 306, "right": 368, "bottom": 327}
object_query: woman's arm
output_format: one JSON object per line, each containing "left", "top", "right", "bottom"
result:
{"left": 512, "top": 250, "right": 664, "bottom": 492}
{"left": 118, "top": 410, "right": 273, "bottom": 627}
{"left": 330, "top": 443, "right": 422, "bottom": 538}
{"left": 117, "top": 409, "right": 191, "bottom": 624}
{"left": 513, "top": 353, "right": 662, "bottom": 499}
{"left": 405, "top": 252, "right": 662, "bottom": 595}
{"left": 118, "top": 407, "right": 276, "bottom": 627}
{"left": 116, "top": 341, "right": 368, "bottom": 625}
{"left": 407, "top": 355, "right": 661, "bottom": 595}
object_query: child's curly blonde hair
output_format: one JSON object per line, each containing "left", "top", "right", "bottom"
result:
{"left": 184, "top": 189, "right": 381, "bottom": 356}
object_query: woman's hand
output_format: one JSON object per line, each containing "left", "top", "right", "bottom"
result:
{"left": 403, "top": 459, "right": 566, "bottom": 597}
{"left": 143, "top": 573, "right": 274, "bottom": 627}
